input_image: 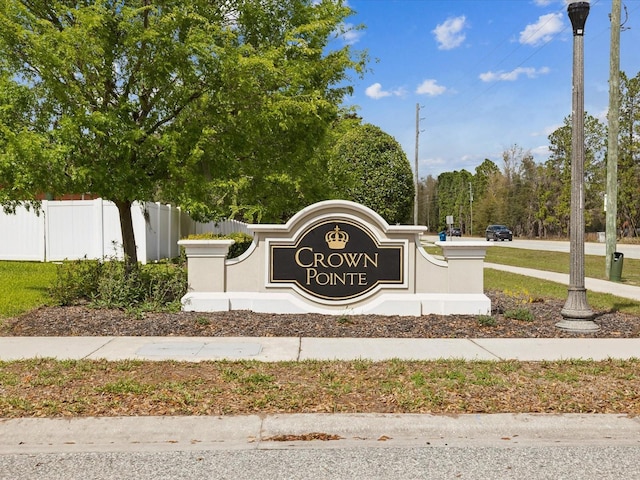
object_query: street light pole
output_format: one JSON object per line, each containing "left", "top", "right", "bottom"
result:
{"left": 557, "top": 1, "right": 598, "bottom": 332}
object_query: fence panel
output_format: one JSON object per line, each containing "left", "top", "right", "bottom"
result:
{"left": 96, "top": 201, "right": 151, "bottom": 262}
{"left": 0, "top": 199, "right": 248, "bottom": 262}
{"left": 170, "top": 206, "right": 183, "bottom": 258}
{"left": 101, "top": 201, "right": 125, "bottom": 260}
{"left": 142, "top": 202, "right": 159, "bottom": 262}
{"left": 140, "top": 203, "right": 185, "bottom": 262}
{"left": 193, "top": 219, "right": 251, "bottom": 236}
{"left": 46, "top": 200, "right": 104, "bottom": 261}
{"left": 0, "top": 205, "right": 45, "bottom": 261}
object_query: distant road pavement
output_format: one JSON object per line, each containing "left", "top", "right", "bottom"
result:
{"left": 488, "top": 238, "right": 640, "bottom": 260}
{"left": 425, "top": 235, "right": 640, "bottom": 260}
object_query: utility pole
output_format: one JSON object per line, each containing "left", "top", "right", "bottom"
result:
{"left": 605, "top": 0, "right": 621, "bottom": 279}
{"left": 469, "top": 181, "right": 473, "bottom": 237}
{"left": 414, "top": 103, "right": 420, "bottom": 225}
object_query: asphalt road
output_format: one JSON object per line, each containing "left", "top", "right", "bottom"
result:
{"left": 2, "top": 414, "right": 639, "bottom": 479}
{"left": 3, "top": 446, "right": 640, "bottom": 480}
{"left": 428, "top": 235, "right": 640, "bottom": 259}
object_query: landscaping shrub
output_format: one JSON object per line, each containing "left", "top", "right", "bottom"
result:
{"left": 504, "top": 308, "right": 535, "bottom": 322}
{"left": 49, "top": 258, "right": 187, "bottom": 311}
{"left": 182, "top": 232, "right": 254, "bottom": 259}
{"left": 49, "top": 259, "right": 102, "bottom": 306}
{"left": 50, "top": 232, "right": 251, "bottom": 312}
{"left": 477, "top": 315, "right": 497, "bottom": 327}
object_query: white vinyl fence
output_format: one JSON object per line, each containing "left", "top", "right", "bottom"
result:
{"left": 0, "top": 199, "right": 250, "bottom": 263}
{"left": 192, "top": 218, "right": 251, "bottom": 236}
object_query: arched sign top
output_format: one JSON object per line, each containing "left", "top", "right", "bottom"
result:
{"left": 251, "top": 200, "right": 426, "bottom": 238}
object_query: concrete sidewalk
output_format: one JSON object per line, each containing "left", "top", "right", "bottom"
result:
{"left": 1, "top": 335, "right": 639, "bottom": 362}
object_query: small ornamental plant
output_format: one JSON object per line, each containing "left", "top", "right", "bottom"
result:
{"left": 182, "top": 232, "right": 253, "bottom": 259}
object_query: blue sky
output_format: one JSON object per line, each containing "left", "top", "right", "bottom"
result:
{"left": 340, "top": 0, "right": 640, "bottom": 179}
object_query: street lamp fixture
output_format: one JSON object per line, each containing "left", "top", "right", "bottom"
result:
{"left": 568, "top": 1, "right": 589, "bottom": 35}
{"left": 557, "top": 1, "right": 599, "bottom": 332}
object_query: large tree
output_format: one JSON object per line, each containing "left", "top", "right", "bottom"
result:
{"left": 618, "top": 71, "right": 640, "bottom": 236}
{"left": 436, "top": 169, "right": 473, "bottom": 233}
{"left": 327, "top": 122, "right": 414, "bottom": 224}
{"left": 472, "top": 159, "right": 503, "bottom": 233}
{"left": 546, "top": 113, "right": 606, "bottom": 235}
{"left": 0, "top": 0, "right": 365, "bottom": 263}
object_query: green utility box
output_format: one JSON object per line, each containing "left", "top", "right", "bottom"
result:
{"left": 610, "top": 252, "right": 624, "bottom": 282}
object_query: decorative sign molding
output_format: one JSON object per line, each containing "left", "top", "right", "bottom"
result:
{"left": 268, "top": 219, "right": 405, "bottom": 303}
{"left": 179, "top": 200, "right": 491, "bottom": 316}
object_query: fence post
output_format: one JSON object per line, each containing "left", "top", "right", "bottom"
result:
{"left": 95, "top": 198, "right": 105, "bottom": 260}
{"left": 40, "top": 200, "right": 48, "bottom": 262}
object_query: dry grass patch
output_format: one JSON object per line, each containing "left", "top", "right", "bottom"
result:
{"left": 1, "top": 358, "right": 639, "bottom": 418}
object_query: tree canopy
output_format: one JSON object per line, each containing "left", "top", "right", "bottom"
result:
{"left": 0, "top": 0, "right": 366, "bottom": 262}
{"left": 328, "top": 122, "right": 414, "bottom": 224}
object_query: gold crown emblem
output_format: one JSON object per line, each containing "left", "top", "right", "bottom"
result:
{"left": 325, "top": 225, "right": 349, "bottom": 250}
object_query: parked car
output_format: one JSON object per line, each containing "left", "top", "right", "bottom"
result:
{"left": 448, "top": 227, "right": 462, "bottom": 237}
{"left": 485, "top": 224, "right": 513, "bottom": 241}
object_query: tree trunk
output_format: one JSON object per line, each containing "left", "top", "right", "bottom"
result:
{"left": 115, "top": 200, "right": 138, "bottom": 266}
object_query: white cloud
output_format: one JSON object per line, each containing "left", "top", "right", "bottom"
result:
{"left": 595, "top": 107, "right": 608, "bottom": 123}
{"left": 479, "top": 66, "right": 550, "bottom": 82}
{"left": 532, "top": 123, "right": 564, "bottom": 137}
{"left": 533, "top": 0, "right": 554, "bottom": 6}
{"left": 416, "top": 79, "right": 447, "bottom": 96}
{"left": 365, "top": 83, "right": 406, "bottom": 99}
{"left": 365, "top": 83, "right": 390, "bottom": 99}
{"left": 338, "top": 22, "right": 363, "bottom": 45}
{"left": 432, "top": 16, "right": 467, "bottom": 50}
{"left": 424, "top": 157, "right": 448, "bottom": 170}
{"left": 519, "top": 13, "right": 564, "bottom": 46}
{"left": 531, "top": 144, "right": 551, "bottom": 160}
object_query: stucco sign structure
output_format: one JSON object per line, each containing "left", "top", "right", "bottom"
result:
{"left": 179, "top": 200, "right": 491, "bottom": 316}
{"left": 270, "top": 219, "right": 404, "bottom": 301}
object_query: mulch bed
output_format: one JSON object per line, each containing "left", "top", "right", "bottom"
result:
{"left": 2, "top": 291, "right": 639, "bottom": 338}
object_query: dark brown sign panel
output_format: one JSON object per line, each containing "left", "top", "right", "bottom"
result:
{"left": 270, "top": 220, "right": 404, "bottom": 301}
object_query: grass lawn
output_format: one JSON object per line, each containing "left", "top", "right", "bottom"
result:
{"left": 484, "top": 245, "right": 640, "bottom": 287}
{"left": 2, "top": 244, "right": 640, "bottom": 318}
{"left": 484, "top": 268, "right": 640, "bottom": 315}
{"left": 0, "top": 262, "right": 57, "bottom": 318}
{"left": 481, "top": 246, "right": 640, "bottom": 315}
{"left": 1, "top": 255, "right": 639, "bottom": 418}
{"left": 1, "top": 357, "right": 639, "bottom": 417}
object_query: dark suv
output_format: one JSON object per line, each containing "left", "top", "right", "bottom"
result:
{"left": 485, "top": 224, "right": 513, "bottom": 241}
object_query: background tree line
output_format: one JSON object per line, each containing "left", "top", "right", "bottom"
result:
{"left": 418, "top": 70, "right": 640, "bottom": 239}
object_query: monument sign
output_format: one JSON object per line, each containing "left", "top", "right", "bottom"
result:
{"left": 179, "top": 200, "right": 490, "bottom": 316}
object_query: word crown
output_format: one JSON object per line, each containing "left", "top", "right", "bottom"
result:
{"left": 325, "top": 225, "right": 349, "bottom": 250}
